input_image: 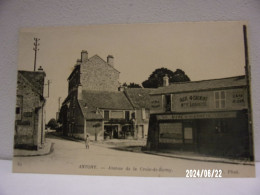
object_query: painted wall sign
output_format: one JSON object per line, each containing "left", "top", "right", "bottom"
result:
{"left": 232, "top": 91, "right": 245, "bottom": 105}
{"left": 179, "top": 95, "right": 208, "bottom": 108}
{"left": 150, "top": 95, "right": 164, "bottom": 113}
{"left": 172, "top": 88, "right": 247, "bottom": 112}
{"left": 157, "top": 111, "right": 237, "bottom": 120}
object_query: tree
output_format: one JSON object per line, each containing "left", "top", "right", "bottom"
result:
{"left": 47, "top": 118, "right": 58, "bottom": 130}
{"left": 142, "top": 67, "right": 190, "bottom": 88}
{"left": 122, "top": 82, "right": 142, "bottom": 88}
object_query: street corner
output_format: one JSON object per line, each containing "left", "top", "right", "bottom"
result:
{"left": 13, "top": 141, "right": 54, "bottom": 157}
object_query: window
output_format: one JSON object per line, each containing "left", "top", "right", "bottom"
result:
{"left": 141, "top": 108, "right": 146, "bottom": 119}
{"left": 165, "top": 95, "right": 171, "bottom": 112}
{"left": 214, "top": 91, "right": 226, "bottom": 109}
{"left": 125, "top": 111, "right": 130, "bottom": 121}
{"left": 184, "top": 127, "right": 193, "bottom": 143}
{"left": 104, "top": 110, "right": 109, "bottom": 121}
{"left": 159, "top": 123, "right": 183, "bottom": 143}
{"left": 16, "top": 107, "right": 20, "bottom": 114}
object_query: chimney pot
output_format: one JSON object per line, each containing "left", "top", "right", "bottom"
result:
{"left": 163, "top": 74, "right": 169, "bottom": 87}
{"left": 38, "top": 66, "right": 44, "bottom": 72}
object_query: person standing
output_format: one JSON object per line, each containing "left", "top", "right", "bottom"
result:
{"left": 85, "top": 134, "right": 90, "bottom": 149}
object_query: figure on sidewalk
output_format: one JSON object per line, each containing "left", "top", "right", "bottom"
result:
{"left": 85, "top": 134, "right": 90, "bottom": 149}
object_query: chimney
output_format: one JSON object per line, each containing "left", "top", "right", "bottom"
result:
{"left": 36, "top": 66, "right": 46, "bottom": 95}
{"left": 163, "top": 74, "right": 169, "bottom": 87}
{"left": 77, "top": 84, "right": 82, "bottom": 100}
{"left": 107, "top": 55, "right": 114, "bottom": 67}
{"left": 81, "top": 50, "right": 88, "bottom": 62}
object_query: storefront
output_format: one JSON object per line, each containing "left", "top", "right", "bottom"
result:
{"left": 147, "top": 76, "right": 253, "bottom": 159}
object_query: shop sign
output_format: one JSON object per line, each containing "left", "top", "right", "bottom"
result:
{"left": 179, "top": 95, "right": 208, "bottom": 108}
{"left": 232, "top": 91, "right": 245, "bottom": 104}
{"left": 157, "top": 112, "right": 236, "bottom": 120}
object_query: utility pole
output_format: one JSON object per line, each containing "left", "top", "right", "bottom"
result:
{"left": 243, "top": 25, "right": 254, "bottom": 160}
{"left": 45, "top": 80, "right": 51, "bottom": 98}
{"left": 58, "top": 97, "right": 61, "bottom": 111}
{"left": 33, "top": 38, "right": 40, "bottom": 71}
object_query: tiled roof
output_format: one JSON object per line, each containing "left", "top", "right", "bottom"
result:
{"left": 81, "top": 90, "right": 133, "bottom": 110}
{"left": 18, "top": 70, "right": 45, "bottom": 96}
{"left": 124, "top": 88, "right": 155, "bottom": 109}
{"left": 78, "top": 100, "right": 103, "bottom": 120}
{"left": 150, "top": 75, "right": 246, "bottom": 95}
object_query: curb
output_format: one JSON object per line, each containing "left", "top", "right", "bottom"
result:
{"left": 143, "top": 151, "right": 254, "bottom": 166}
{"left": 14, "top": 143, "right": 55, "bottom": 157}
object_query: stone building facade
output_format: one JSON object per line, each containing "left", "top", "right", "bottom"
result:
{"left": 15, "top": 68, "right": 46, "bottom": 150}
{"left": 60, "top": 51, "right": 131, "bottom": 140}
{"left": 60, "top": 50, "right": 152, "bottom": 141}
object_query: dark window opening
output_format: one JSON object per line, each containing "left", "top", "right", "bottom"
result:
{"left": 104, "top": 110, "right": 109, "bottom": 121}
{"left": 16, "top": 107, "right": 20, "bottom": 114}
{"left": 165, "top": 95, "right": 171, "bottom": 112}
{"left": 125, "top": 111, "right": 130, "bottom": 121}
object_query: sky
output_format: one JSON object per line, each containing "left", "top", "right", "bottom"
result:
{"left": 17, "top": 21, "right": 247, "bottom": 122}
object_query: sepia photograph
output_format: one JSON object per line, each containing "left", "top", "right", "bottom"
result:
{"left": 12, "top": 21, "right": 255, "bottom": 177}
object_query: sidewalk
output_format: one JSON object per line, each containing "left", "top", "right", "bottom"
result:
{"left": 143, "top": 150, "right": 254, "bottom": 166}
{"left": 13, "top": 141, "right": 54, "bottom": 157}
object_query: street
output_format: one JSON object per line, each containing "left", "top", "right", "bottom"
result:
{"left": 13, "top": 136, "right": 255, "bottom": 177}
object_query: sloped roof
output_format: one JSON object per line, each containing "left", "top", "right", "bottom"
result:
{"left": 124, "top": 88, "right": 155, "bottom": 109}
{"left": 150, "top": 75, "right": 247, "bottom": 95}
{"left": 18, "top": 70, "right": 45, "bottom": 96}
{"left": 81, "top": 90, "right": 133, "bottom": 110}
{"left": 78, "top": 100, "right": 103, "bottom": 120}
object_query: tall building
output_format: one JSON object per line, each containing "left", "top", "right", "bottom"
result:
{"left": 15, "top": 67, "right": 46, "bottom": 150}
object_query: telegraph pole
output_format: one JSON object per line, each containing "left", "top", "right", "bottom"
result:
{"left": 33, "top": 38, "right": 40, "bottom": 71}
{"left": 44, "top": 80, "right": 51, "bottom": 98}
{"left": 243, "top": 25, "right": 254, "bottom": 160}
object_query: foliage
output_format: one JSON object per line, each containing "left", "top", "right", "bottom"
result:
{"left": 142, "top": 67, "right": 190, "bottom": 88}
{"left": 47, "top": 118, "right": 58, "bottom": 130}
{"left": 122, "top": 82, "right": 142, "bottom": 88}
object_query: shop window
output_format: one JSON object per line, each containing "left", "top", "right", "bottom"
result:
{"left": 159, "top": 123, "right": 183, "bottom": 143}
{"left": 165, "top": 95, "right": 171, "bottom": 112}
{"left": 104, "top": 110, "right": 109, "bottom": 121}
{"left": 214, "top": 91, "right": 226, "bottom": 109}
{"left": 184, "top": 127, "right": 193, "bottom": 143}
